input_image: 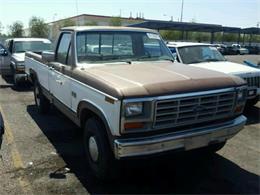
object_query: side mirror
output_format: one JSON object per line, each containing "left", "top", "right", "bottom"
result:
{"left": 42, "top": 51, "right": 55, "bottom": 62}
{"left": 0, "top": 49, "right": 8, "bottom": 56}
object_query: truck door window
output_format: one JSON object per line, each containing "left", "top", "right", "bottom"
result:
{"left": 57, "top": 33, "right": 71, "bottom": 64}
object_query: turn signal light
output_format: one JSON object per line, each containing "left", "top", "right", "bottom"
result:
{"left": 124, "top": 122, "right": 144, "bottom": 129}
{"left": 235, "top": 105, "right": 244, "bottom": 113}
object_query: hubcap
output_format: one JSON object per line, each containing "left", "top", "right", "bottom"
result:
{"left": 88, "top": 136, "right": 99, "bottom": 162}
{"left": 35, "top": 86, "right": 40, "bottom": 106}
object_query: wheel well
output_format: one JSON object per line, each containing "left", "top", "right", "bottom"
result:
{"left": 80, "top": 108, "right": 102, "bottom": 129}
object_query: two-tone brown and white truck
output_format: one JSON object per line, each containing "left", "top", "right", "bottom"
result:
{"left": 25, "top": 26, "right": 247, "bottom": 180}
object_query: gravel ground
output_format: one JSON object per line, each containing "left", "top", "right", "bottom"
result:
{"left": 0, "top": 73, "right": 259, "bottom": 194}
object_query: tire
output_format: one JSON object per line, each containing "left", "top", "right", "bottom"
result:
{"left": 246, "top": 96, "right": 259, "bottom": 107}
{"left": 83, "top": 117, "right": 119, "bottom": 180}
{"left": 13, "top": 72, "right": 18, "bottom": 87}
{"left": 34, "top": 81, "right": 50, "bottom": 114}
{"left": 11, "top": 67, "right": 18, "bottom": 87}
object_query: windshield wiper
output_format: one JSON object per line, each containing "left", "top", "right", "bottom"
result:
{"left": 136, "top": 55, "right": 152, "bottom": 61}
{"left": 136, "top": 55, "right": 174, "bottom": 62}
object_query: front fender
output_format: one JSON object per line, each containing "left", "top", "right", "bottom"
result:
{"left": 77, "top": 100, "right": 116, "bottom": 147}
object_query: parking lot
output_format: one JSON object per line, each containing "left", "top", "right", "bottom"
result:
{"left": 0, "top": 55, "right": 259, "bottom": 194}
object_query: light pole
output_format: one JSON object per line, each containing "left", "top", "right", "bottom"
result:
{"left": 180, "top": 0, "right": 184, "bottom": 22}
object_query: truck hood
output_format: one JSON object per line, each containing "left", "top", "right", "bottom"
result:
{"left": 74, "top": 62, "right": 245, "bottom": 99}
{"left": 12, "top": 53, "right": 25, "bottom": 62}
{"left": 190, "top": 61, "right": 260, "bottom": 76}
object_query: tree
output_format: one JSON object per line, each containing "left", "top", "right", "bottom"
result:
{"left": 109, "top": 17, "right": 122, "bottom": 26}
{"left": 60, "top": 19, "right": 76, "bottom": 27}
{"left": 160, "top": 30, "right": 182, "bottom": 41}
{"left": 29, "top": 16, "right": 49, "bottom": 38}
{"left": 0, "top": 22, "right": 3, "bottom": 35}
{"left": 9, "top": 21, "right": 24, "bottom": 37}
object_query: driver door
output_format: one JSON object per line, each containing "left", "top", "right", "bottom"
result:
{"left": 0, "top": 43, "right": 11, "bottom": 76}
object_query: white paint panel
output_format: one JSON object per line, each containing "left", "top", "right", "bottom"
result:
{"left": 70, "top": 79, "right": 121, "bottom": 136}
{"left": 49, "top": 70, "right": 71, "bottom": 107}
{"left": 25, "top": 57, "right": 49, "bottom": 90}
{"left": 25, "top": 57, "right": 121, "bottom": 136}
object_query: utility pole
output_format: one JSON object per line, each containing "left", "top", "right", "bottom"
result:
{"left": 180, "top": 0, "right": 184, "bottom": 22}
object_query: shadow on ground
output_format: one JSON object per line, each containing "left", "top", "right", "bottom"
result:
{"left": 244, "top": 104, "right": 260, "bottom": 125}
{"left": 27, "top": 105, "right": 260, "bottom": 194}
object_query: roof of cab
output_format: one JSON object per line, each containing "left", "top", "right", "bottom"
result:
{"left": 60, "top": 26, "right": 158, "bottom": 33}
{"left": 6, "top": 38, "right": 51, "bottom": 43}
{"left": 166, "top": 41, "right": 211, "bottom": 47}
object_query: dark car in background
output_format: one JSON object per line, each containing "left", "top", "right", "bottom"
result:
{"left": 0, "top": 112, "right": 4, "bottom": 149}
{"left": 245, "top": 46, "right": 260, "bottom": 54}
{"left": 213, "top": 44, "right": 227, "bottom": 54}
{"left": 225, "top": 46, "right": 238, "bottom": 55}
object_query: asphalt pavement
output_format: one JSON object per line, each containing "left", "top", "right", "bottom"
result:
{"left": 0, "top": 73, "right": 259, "bottom": 194}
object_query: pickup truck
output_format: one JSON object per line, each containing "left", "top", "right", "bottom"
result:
{"left": 167, "top": 42, "right": 260, "bottom": 106}
{"left": 25, "top": 26, "right": 247, "bottom": 180}
{"left": 0, "top": 38, "right": 51, "bottom": 86}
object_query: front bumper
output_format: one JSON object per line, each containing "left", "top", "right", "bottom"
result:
{"left": 114, "top": 115, "right": 246, "bottom": 159}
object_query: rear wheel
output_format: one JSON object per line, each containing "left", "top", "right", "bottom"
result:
{"left": 83, "top": 117, "right": 119, "bottom": 180}
{"left": 13, "top": 72, "right": 18, "bottom": 87}
{"left": 34, "top": 81, "right": 50, "bottom": 114}
{"left": 11, "top": 67, "right": 18, "bottom": 87}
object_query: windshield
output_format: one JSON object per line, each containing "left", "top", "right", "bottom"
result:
{"left": 76, "top": 31, "right": 173, "bottom": 64}
{"left": 178, "top": 45, "right": 226, "bottom": 64}
{"left": 14, "top": 41, "right": 52, "bottom": 53}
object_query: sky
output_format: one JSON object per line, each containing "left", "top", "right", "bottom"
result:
{"left": 0, "top": 0, "right": 259, "bottom": 34}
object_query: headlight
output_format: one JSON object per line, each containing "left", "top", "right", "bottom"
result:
{"left": 237, "top": 90, "right": 244, "bottom": 101}
{"left": 125, "top": 102, "right": 143, "bottom": 117}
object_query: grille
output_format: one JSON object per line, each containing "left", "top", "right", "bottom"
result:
{"left": 243, "top": 76, "right": 260, "bottom": 88}
{"left": 154, "top": 91, "right": 236, "bottom": 129}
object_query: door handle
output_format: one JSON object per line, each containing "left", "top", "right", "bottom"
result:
{"left": 55, "top": 80, "right": 63, "bottom": 85}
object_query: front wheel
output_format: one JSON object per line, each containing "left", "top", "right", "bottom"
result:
{"left": 83, "top": 117, "right": 119, "bottom": 180}
{"left": 34, "top": 81, "right": 50, "bottom": 114}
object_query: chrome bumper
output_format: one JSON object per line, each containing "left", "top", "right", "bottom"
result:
{"left": 114, "top": 115, "right": 247, "bottom": 159}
